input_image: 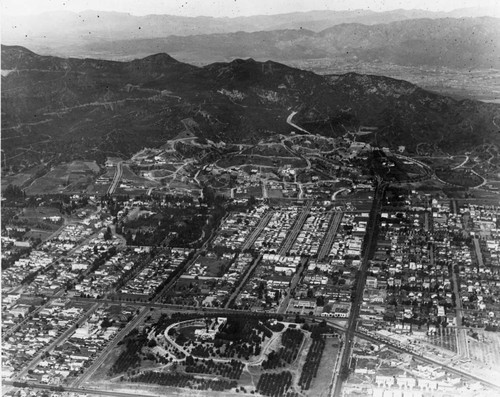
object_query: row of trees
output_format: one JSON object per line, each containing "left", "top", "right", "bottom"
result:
{"left": 256, "top": 371, "right": 293, "bottom": 397}
{"left": 184, "top": 357, "right": 244, "bottom": 380}
{"left": 298, "top": 337, "right": 325, "bottom": 390}
{"left": 130, "top": 370, "right": 237, "bottom": 391}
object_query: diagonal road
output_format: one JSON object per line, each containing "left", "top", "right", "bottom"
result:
{"left": 241, "top": 211, "right": 273, "bottom": 251}
{"left": 15, "top": 302, "right": 101, "bottom": 381}
{"left": 286, "top": 111, "right": 310, "bottom": 135}
{"left": 71, "top": 307, "right": 149, "bottom": 388}
{"left": 107, "top": 161, "right": 123, "bottom": 195}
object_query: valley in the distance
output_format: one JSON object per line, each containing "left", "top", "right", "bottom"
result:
{"left": 291, "top": 60, "right": 500, "bottom": 104}
{"left": 2, "top": 18, "right": 500, "bottom": 397}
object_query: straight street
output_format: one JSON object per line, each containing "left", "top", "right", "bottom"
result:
{"left": 224, "top": 254, "right": 262, "bottom": 308}
{"left": 241, "top": 211, "right": 273, "bottom": 251}
{"left": 318, "top": 211, "right": 343, "bottom": 261}
{"left": 331, "top": 183, "right": 385, "bottom": 397}
{"left": 452, "top": 268, "right": 470, "bottom": 360}
{"left": 278, "top": 257, "right": 308, "bottom": 313}
{"left": 279, "top": 200, "right": 312, "bottom": 255}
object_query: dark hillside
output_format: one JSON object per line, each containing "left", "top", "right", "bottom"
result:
{"left": 2, "top": 46, "right": 499, "bottom": 171}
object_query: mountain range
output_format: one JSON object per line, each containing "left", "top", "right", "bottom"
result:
{"left": 2, "top": 9, "right": 499, "bottom": 70}
{"left": 80, "top": 17, "right": 500, "bottom": 69}
{"left": 2, "top": 45, "right": 500, "bottom": 171}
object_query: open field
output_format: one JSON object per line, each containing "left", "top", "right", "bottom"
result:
{"left": 25, "top": 161, "right": 100, "bottom": 195}
{"left": 268, "top": 189, "right": 285, "bottom": 199}
{"left": 23, "top": 229, "right": 53, "bottom": 241}
{"left": 234, "top": 185, "right": 262, "bottom": 199}
{"left": 13, "top": 206, "right": 64, "bottom": 232}
{"left": 67, "top": 161, "right": 100, "bottom": 173}
{"left": 121, "top": 165, "right": 160, "bottom": 188}
{"left": 426, "top": 326, "right": 457, "bottom": 353}
{"left": 218, "top": 155, "right": 307, "bottom": 169}
{"left": 149, "top": 168, "right": 175, "bottom": 178}
{"left": 21, "top": 206, "right": 62, "bottom": 219}
{"left": 2, "top": 173, "right": 33, "bottom": 190}
{"left": 416, "top": 156, "right": 468, "bottom": 169}
{"left": 436, "top": 169, "right": 484, "bottom": 188}
{"left": 1, "top": 164, "right": 47, "bottom": 191}
{"left": 2, "top": 172, "right": 36, "bottom": 191}
{"left": 467, "top": 330, "right": 500, "bottom": 371}
{"left": 241, "top": 145, "right": 292, "bottom": 157}
{"left": 197, "top": 255, "right": 232, "bottom": 277}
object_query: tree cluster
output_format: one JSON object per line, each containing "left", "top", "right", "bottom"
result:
{"left": 184, "top": 357, "right": 244, "bottom": 380}
{"left": 129, "top": 370, "right": 237, "bottom": 391}
{"left": 298, "top": 337, "right": 325, "bottom": 390}
{"left": 256, "top": 371, "right": 293, "bottom": 397}
{"left": 109, "top": 330, "right": 148, "bottom": 375}
{"left": 261, "top": 328, "right": 304, "bottom": 370}
{"left": 4, "top": 184, "right": 24, "bottom": 200}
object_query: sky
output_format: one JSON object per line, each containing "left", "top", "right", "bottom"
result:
{"left": 2, "top": 0, "right": 499, "bottom": 17}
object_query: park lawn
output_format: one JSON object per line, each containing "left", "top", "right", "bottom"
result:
{"left": 197, "top": 256, "right": 231, "bottom": 277}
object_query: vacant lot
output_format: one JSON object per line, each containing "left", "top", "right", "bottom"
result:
{"left": 121, "top": 165, "right": 160, "bottom": 188}
{"left": 416, "top": 156, "right": 467, "bottom": 169}
{"left": 467, "top": 330, "right": 500, "bottom": 370}
{"left": 2, "top": 172, "right": 34, "bottom": 191}
{"left": 268, "top": 189, "right": 284, "bottom": 199}
{"left": 13, "top": 206, "right": 64, "bottom": 232}
{"left": 436, "top": 169, "right": 483, "bottom": 188}
{"left": 197, "top": 255, "right": 232, "bottom": 277}
{"left": 1, "top": 164, "right": 47, "bottom": 192}
{"left": 234, "top": 185, "right": 262, "bottom": 199}
{"left": 426, "top": 326, "right": 457, "bottom": 353}
{"left": 218, "top": 155, "right": 307, "bottom": 169}
{"left": 25, "top": 161, "right": 100, "bottom": 195}
{"left": 241, "top": 144, "right": 292, "bottom": 157}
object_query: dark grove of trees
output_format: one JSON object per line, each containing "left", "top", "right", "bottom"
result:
{"left": 256, "top": 371, "right": 293, "bottom": 396}
{"left": 4, "top": 184, "right": 24, "bottom": 199}
{"left": 261, "top": 328, "right": 304, "bottom": 370}
{"left": 298, "top": 337, "right": 326, "bottom": 390}
{"left": 184, "top": 357, "right": 244, "bottom": 380}
{"left": 130, "top": 370, "right": 237, "bottom": 391}
{"left": 109, "top": 329, "right": 148, "bottom": 376}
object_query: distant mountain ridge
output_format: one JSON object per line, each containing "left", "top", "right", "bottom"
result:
{"left": 3, "top": 12, "right": 499, "bottom": 70}
{"left": 2, "top": 45, "right": 500, "bottom": 170}
{"left": 4, "top": 8, "right": 495, "bottom": 41}
{"left": 78, "top": 17, "right": 499, "bottom": 69}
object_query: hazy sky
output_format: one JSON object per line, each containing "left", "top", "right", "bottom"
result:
{"left": 2, "top": 0, "right": 499, "bottom": 17}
